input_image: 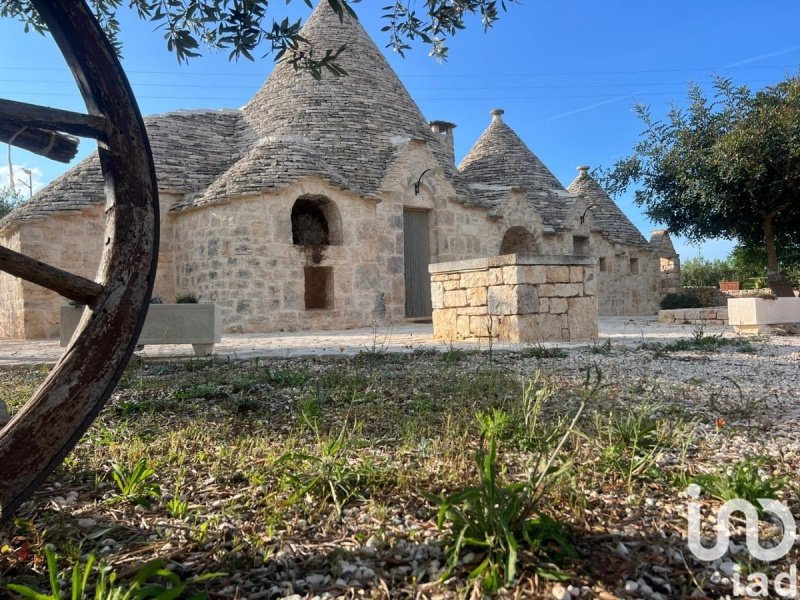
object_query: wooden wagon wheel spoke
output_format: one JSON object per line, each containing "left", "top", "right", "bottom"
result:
{"left": 0, "top": 0, "right": 159, "bottom": 522}
{"left": 0, "top": 97, "right": 108, "bottom": 162}
{"left": 0, "top": 245, "right": 103, "bottom": 306}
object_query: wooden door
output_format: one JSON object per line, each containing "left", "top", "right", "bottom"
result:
{"left": 403, "top": 209, "right": 432, "bottom": 318}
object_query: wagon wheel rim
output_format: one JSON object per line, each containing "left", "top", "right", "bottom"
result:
{"left": 0, "top": 1, "right": 158, "bottom": 521}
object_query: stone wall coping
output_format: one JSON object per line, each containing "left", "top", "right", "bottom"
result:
{"left": 429, "top": 254, "right": 596, "bottom": 274}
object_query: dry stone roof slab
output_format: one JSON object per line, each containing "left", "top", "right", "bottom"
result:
{"left": 187, "top": 136, "right": 353, "bottom": 207}
{"left": 458, "top": 109, "right": 579, "bottom": 229}
{"left": 566, "top": 167, "right": 650, "bottom": 247}
{"left": 1, "top": 110, "right": 248, "bottom": 229}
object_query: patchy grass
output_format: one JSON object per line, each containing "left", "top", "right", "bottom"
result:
{"left": 0, "top": 339, "right": 797, "bottom": 598}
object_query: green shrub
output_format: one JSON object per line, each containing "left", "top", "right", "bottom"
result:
{"left": 659, "top": 292, "right": 701, "bottom": 310}
{"left": 680, "top": 256, "right": 736, "bottom": 287}
{"left": 176, "top": 293, "right": 199, "bottom": 303}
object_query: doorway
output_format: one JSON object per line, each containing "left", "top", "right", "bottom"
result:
{"left": 403, "top": 208, "right": 432, "bottom": 318}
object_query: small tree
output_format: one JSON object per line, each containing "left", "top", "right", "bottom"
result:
{"left": 0, "top": 186, "right": 23, "bottom": 220}
{"left": 679, "top": 256, "right": 736, "bottom": 288}
{"left": 602, "top": 75, "right": 800, "bottom": 293}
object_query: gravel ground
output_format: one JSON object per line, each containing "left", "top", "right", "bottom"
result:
{"left": 0, "top": 330, "right": 799, "bottom": 599}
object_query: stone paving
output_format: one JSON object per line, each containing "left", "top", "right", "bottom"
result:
{"left": 0, "top": 316, "right": 731, "bottom": 368}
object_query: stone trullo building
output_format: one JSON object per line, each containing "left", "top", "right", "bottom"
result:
{"left": 0, "top": 2, "right": 678, "bottom": 340}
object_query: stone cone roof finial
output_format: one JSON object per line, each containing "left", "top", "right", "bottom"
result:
{"left": 567, "top": 166, "right": 650, "bottom": 246}
{"left": 490, "top": 108, "right": 505, "bottom": 122}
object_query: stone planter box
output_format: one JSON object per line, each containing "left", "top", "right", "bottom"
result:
{"left": 719, "top": 280, "right": 741, "bottom": 292}
{"left": 61, "top": 303, "right": 221, "bottom": 356}
{"left": 727, "top": 297, "right": 800, "bottom": 334}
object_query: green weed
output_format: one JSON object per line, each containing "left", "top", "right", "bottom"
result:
{"left": 276, "top": 416, "right": 371, "bottom": 517}
{"left": 110, "top": 458, "right": 161, "bottom": 508}
{"left": 695, "top": 457, "right": 785, "bottom": 505}
{"left": 265, "top": 367, "right": 309, "bottom": 388}
{"left": 4, "top": 546, "right": 219, "bottom": 600}
{"left": 432, "top": 368, "right": 599, "bottom": 592}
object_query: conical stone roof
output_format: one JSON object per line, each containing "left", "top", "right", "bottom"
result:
{"left": 231, "top": 1, "right": 463, "bottom": 201}
{"left": 567, "top": 166, "right": 649, "bottom": 247}
{"left": 1, "top": 110, "right": 248, "bottom": 229}
{"left": 458, "top": 109, "right": 578, "bottom": 229}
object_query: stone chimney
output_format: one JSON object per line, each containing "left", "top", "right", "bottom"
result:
{"left": 577, "top": 165, "right": 590, "bottom": 178}
{"left": 490, "top": 108, "right": 505, "bottom": 122}
{"left": 429, "top": 120, "right": 456, "bottom": 164}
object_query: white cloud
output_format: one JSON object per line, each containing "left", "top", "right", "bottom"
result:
{"left": 0, "top": 163, "right": 45, "bottom": 196}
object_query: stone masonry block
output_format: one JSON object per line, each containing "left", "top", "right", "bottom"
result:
{"left": 470, "top": 315, "right": 491, "bottom": 337}
{"left": 549, "top": 297, "right": 568, "bottom": 314}
{"left": 461, "top": 271, "right": 488, "bottom": 288}
{"left": 443, "top": 280, "right": 460, "bottom": 291}
{"left": 583, "top": 271, "right": 597, "bottom": 297}
{"left": 488, "top": 284, "right": 539, "bottom": 315}
{"left": 443, "top": 289, "right": 468, "bottom": 308}
{"left": 545, "top": 266, "right": 570, "bottom": 283}
{"left": 552, "top": 283, "right": 583, "bottom": 297}
{"left": 493, "top": 315, "right": 521, "bottom": 343}
{"left": 431, "top": 282, "right": 445, "bottom": 310}
{"left": 569, "top": 266, "right": 584, "bottom": 283}
{"left": 567, "top": 296, "right": 598, "bottom": 341}
{"left": 456, "top": 315, "right": 471, "bottom": 339}
{"left": 458, "top": 306, "right": 489, "bottom": 316}
{"left": 432, "top": 308, "right": 458, "bottom": 341}
{"left": 488, "top": 285, "right": 514, "bottom": 315}
{"left": 488, "top": 268, "right": 503, "bottom": 286}
{"left": 467, "top": 286, "right": 487, "bottom": 307}
{"left": 515, "top": 265, "right": 547, "bottom": 285}
{"left": 517, "top": 285, "right": 540, "bottom": 314}
{"left": 539, "top": 297, "right": 549, "bottom": 313}
{"left": 518, "top": 314, "right": 565, "bottom": 343}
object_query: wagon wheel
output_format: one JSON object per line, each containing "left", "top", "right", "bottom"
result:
{"left": 0, "top": 1, "right": 158, "bottom": 521}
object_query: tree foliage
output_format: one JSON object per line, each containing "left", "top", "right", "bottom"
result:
{"left": 680, "top": 256, "right": 736, "bottom": 288}
{"left": 601, "top": 75, "right": 800, "bottom": 276}
{"left": 0, "top": 0, "right": 516, "bottom": 75}
{"left": 0, "top": 186, "right": 23, "bottom": 221}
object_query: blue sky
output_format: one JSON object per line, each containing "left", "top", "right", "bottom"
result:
{"left": 2, "top": 1, "right": 799, "bottom": 261}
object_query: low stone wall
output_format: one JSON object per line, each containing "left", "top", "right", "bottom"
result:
{"left": 430, "top": 254, "right": 597, "bottom": 343}
{"left": 659, "top": 306, "right": 728, "bottom": 325}
{"left": 679, "top": 286, "right": 798, "bottom": 308}
{"left": 680, "top": 286, "right": 726, "bottom": 307}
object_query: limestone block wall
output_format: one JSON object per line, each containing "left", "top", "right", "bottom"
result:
{"left": 430, "top": 254, "right": 597, "bottom": 343}
{"left": 174, "top": 177, "right": 417, "bottom": 333}
{"left": 659, "top": 307, "right": 728, "bottom": 325}
{"left": 590, "top": 236, "right": 660, "bottom": 316}
{"left": 0, "top": 192, "right": 179, "bottom": 340}
{"left": 4, "top": 206, "right": 105, "bottom": 339}
{"left": 0, "top": 228, "right": 24, "bottom": 339}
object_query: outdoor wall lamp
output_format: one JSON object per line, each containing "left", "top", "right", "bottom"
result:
{"left": 414, "top": 168, "right": 432, "bottom": 195}
{"left": 580, "top": 203, "right": 598, "bottom": 224}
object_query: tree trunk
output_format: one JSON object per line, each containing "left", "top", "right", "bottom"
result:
{"left": 762, "top": 213, "right": 795, "bottom": 296}
{"left": 762, "top": 213, "right": 779, "bottom": 272}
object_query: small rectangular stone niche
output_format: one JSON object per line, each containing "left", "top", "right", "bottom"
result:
{"left": 599, "top": 257, "right": 608, "bottom": 272}
{"left": 304, "top": 266, "right": 334, "bottom": 309}
{"left": 629, "top": 257, "right": 639, "bottom": 274}
{"left": 572, "top": 235, "right": 590, "bottom": 256}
